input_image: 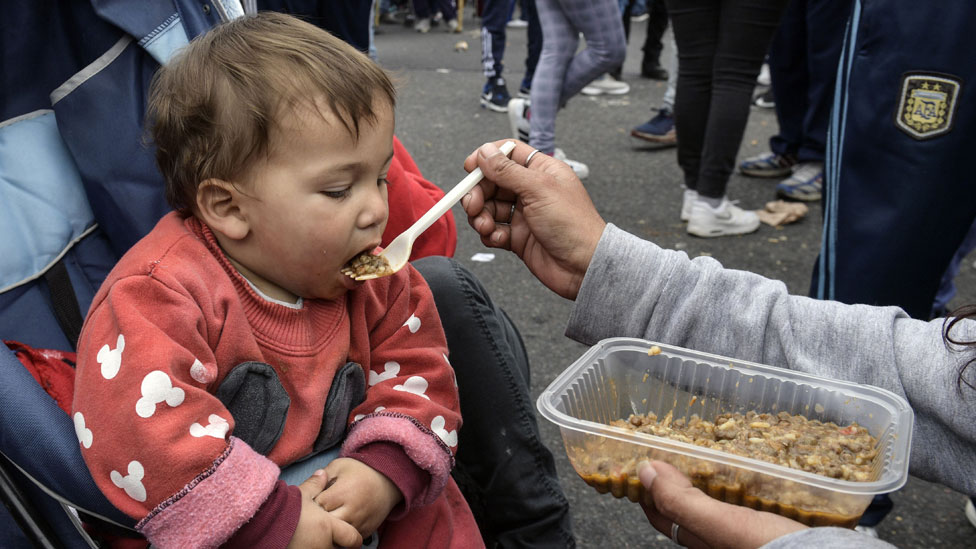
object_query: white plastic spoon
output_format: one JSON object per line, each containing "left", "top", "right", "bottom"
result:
{"left": 344, "top": 140, "right": 517, "bottom": 280}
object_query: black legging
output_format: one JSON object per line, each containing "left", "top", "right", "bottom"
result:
{"left": 666, "top": 0, "right": 787, "bottom": 198}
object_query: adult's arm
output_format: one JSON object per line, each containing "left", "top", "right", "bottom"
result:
{"left": 566, "top": 224, "right": 976, "bottom": 496}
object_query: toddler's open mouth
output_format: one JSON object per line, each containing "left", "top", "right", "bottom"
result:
{"left": 341, "top": 246, "right": 392, "bottom": 279}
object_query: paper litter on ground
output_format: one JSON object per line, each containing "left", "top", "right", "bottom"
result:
{"left": 756, "top": 200, "right": 808, "bottom": 227}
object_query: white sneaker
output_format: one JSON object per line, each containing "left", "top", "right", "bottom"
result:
{"left": 581, "top": 74, "right": 630, "bottom": 96}
{"left": 507, "top": 98, "right": 530, "bottom": 141}
{"left": 553, "top": 148, "right": 589, "bottom": 179}
{"left": 680, "top": 189, "right": 698, "bottom": 222}
{"left": 686, "top": 197, "right": 759, "bottom": 237}
{"left": 757, "top": 63, "right": 771, "bottom": 86}
{"left": 966, "top": 498, "right": 976, "bottom": 529}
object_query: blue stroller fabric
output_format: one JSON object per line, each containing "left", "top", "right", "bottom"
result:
{"left": 0, "top": 1, "right": 243, "bottom": 546}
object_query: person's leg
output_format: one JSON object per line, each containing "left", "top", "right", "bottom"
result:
{"left": 530, "top": 0, "right": 578, "bottom": 153}
{"left": 414, "top": 0, "right": 432, "bottom": 18}
{"left": 435, "top": 0, "right": 457, "bottom": 21}
{"left": 662, "top": 33, "right": 677, "bottom": 111}
{"left": 610, "top": 0, "right": 636, "bottom": 80}
{"left": 931, "top": 216, "right": 976, "bottom": 318}
{"left": 481, "top": 0, "right": 509, "bottom": 81}
{"left": 641, "top": 0, "right": 669, "bottom": 78}
{"left": 695, "top": 0, "right": 786, "bottom": 199}
{"left": 665, "top": 0, "right": 720, "bottom": 192}
{"left": 766, "top": 0, "right": 807, "bottom": 159}
{"left": 557, "top": 0, "right": 627, "bottom": 102}
{"left": 522, "top": 0, "right": 543, "bottom": 91}
{"left": 413, "top": 257, "right": 575, "bottom": 548}
{"left": 629, "top": 32, "right": 677, "bottom": 145}
{"left": 795, "top": 0, "right": 852, "bottom": 163}
{"left": 481, "top": 0, "right": 515, "bottom": 111}
{"left": 368, "top": 1, "right": 378, "bottom": 60}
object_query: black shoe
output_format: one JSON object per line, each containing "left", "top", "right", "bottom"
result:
{"left": 481, "top": 78, "right": 512, "bottom": 113}
{"left": 641, "top": 64, "right": 668, "bottom": 80}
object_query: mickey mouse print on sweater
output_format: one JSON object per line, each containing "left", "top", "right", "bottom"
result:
{"left": 76, "top": 331, "right": 228, "bottom": 503}
{"left": 359, "top": 311, "right": 460, "bottom": 449}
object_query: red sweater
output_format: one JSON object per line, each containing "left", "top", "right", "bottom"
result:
{"left": 72, "top": 213, "right": 481, "bottom": 548}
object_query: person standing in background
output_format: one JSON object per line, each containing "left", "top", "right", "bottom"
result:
{"left": 507, "top": 0, "right": 627, "bottom": 180}
{"left": 737, "top": 0, "right": 852, "bottom": 202}
{"left": 479, "top": 0, "right": 543, "bottom": 112}
{"left": 666, "top": 0, "right": 787, "bottom": 237}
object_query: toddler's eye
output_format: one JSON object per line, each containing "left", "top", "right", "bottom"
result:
{"left": 321, "top": 188, "right": 351, "bottom": 199}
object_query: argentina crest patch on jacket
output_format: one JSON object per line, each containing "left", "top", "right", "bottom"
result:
{"left": 895, "top": 72, "right": 961, "bottom": 139}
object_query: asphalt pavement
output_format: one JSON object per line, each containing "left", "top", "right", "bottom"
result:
{"left": 372, "top": 9, "right": 974, "bottom": 548}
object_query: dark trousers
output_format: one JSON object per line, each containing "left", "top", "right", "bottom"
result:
{"left": 614, "top": 0, "right": 667, "bottom": 78}
{"left": 481, "top": 0, "right": 543, "bottom": 85}
{"left": 414, "top": 0, "right": 458, "bottom": 20}
{"left": 666, "top": 0, "right": 787, "bottom": 198}
{"left": 641, "top": 0, "right": 669, "bottom": 72}
{"left": 414, "top": 257, "right": 575, "bottom": 548}
{"left": 767, "top": 0, "right": 851, "bottom": 163}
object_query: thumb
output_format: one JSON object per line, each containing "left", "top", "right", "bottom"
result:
{"left": 297, "top": 469, "right": 329, "bottom": 499}
{"left": 476, "top": 142, "right": 535, "bottom": 197}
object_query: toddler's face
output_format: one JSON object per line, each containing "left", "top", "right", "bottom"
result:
{"left": 229, "top": 99, "right": 394, "bottom": 301}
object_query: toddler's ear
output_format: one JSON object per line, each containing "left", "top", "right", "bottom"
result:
{"left": 196, "top": 179, "right": 249, "bottom": 240}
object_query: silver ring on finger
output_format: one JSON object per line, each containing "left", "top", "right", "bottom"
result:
{"left": 524, "top": 148, "right": 541, "bottom": 167}
{"left": 504, "top": 202, "right": 517, "bottom": 224}
{"left": 671, "top": 522, "right": 684, "bottom": 546}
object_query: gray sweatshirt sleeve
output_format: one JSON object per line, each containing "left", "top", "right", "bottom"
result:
{"left": 760, "top": 527, "right": 895, "bottom": 549}
{"left": 566, "top": 224, "right": 976, "bottom": 496}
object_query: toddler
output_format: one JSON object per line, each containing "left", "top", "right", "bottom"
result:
{"left": 72, "top": 12, "right": 480, "bottom": 548}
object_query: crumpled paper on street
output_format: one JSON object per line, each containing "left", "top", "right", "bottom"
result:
{"left": 756, "top": 200, "right": 808, "bottom": 227}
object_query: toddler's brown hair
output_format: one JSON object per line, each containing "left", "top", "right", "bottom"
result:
{"left": 148, "top": 12, "right": 397, "bottom": 213}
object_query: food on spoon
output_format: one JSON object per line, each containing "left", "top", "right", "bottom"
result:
{"left": 343, "top": 251, "right": 394, "bottom": 279}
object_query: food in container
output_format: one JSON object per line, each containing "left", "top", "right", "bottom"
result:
{"left": 537, "top": 338, "right": 913, "bottom": 528}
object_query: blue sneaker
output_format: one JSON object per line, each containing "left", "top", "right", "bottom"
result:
{"left": 776, "top": 162, "right": 823, "bottom": 201}
{"left": 481, "top": 77, "right": 512, "bottom": 113}
{"left": 740, "top": 151, "right": 796, "bottom": 178}
{"left": 518, "top": 77, "right": 531, "bottom": 98}
{"left": 631, "top": 108, "right": 676, "bottom": 146}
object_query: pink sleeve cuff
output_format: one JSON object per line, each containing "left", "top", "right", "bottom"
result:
{"left": 347, "top": 441, "right": 428, "bottom": 520}
{"left": 136, "top": 438, "right": 280, "bottom": 548}
{"left": 341, "top": 413, "right": 452, "bottom": 506}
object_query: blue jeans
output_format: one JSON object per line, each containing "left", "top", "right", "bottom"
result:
{"left": 414, "top": 257, "right": 575, "bottom": 548}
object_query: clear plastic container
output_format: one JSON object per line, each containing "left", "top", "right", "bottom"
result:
{"left": 537, "top": 338, "right": 913, "bottom": 527}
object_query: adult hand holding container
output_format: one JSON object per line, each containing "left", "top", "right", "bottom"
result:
{"left": 537, "top": 338, "right": 913, "bottom": 529}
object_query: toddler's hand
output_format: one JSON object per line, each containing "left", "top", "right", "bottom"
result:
{"left": 288, "top": 469, "right": 362, "bottom": 549}
{"left": 315, "top": 457, "right": 403, "bottom": 537}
